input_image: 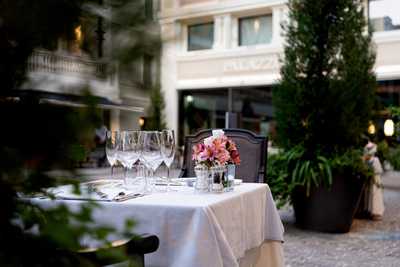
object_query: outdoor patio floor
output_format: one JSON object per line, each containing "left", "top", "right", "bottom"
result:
{"left": 282, "top": 171, "right": 400, "bottom": 267}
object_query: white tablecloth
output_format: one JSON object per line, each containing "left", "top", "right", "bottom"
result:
{"left": 35, "top": 183, "right": 284, "bottom": 267}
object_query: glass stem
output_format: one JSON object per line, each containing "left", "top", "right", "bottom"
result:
{"left": 133, "top": 163, "right": 137, "bottom": 180}
{"left": 111, "top": 165, "right": 114, "bottom": 178}
{"left": 124, "top": 167, "right": 128, "bottom": 186}
{"left": 149, "top": 169, "right": 155, "bottom": 192}
{"left": 144, "top": 168, "right": 149, "bottom": 192}
{"left": 167, "top": 166, "right": 170, "bottom": 192}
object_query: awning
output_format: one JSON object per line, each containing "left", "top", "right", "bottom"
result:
{"left": 3, "top": 89, "right": 144, "bottom": 113}
{"left": 39, "top": 98, "right": 144, "bottom": 112}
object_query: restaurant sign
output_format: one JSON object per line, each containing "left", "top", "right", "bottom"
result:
{"left": 223, "top": 55, "right": 280, "bottom": 74}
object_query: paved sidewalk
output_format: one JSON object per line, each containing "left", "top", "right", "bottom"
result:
{"left": 282, "top": 171, "right": 400, "bottom": 267}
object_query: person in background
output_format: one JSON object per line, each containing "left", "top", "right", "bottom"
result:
{"left": 92, "top": 125, "right": 108, "bottom": 167}
{"left": 363, "top": 141, "right": 385, "bottom": 220}
{"left": 95, "top": 125, "right": 107, "bottom": 145}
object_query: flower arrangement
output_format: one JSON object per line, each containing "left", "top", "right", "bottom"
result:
{"left": 192, "top": 130, "right": 241, "bottom": 168}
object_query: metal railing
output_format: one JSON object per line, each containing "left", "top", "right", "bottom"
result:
{"left": 27, "top": 50, "right": 108, "bottom": 79}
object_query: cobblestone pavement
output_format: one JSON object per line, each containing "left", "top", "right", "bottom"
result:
{"left": 281, "top": 171, "right": 400, "bottom": 267}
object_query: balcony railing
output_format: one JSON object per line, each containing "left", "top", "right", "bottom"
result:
{"left": 27, "top": 50, "right": 108, "bottom": 80}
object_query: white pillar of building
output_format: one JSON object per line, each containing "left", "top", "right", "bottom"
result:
{"left": 231, "top": 14, "right": 239, "bottom": 48}
{"left": 214, "top": 15, "right": 224, "bottom": 50}
{"left": 214, "top": 14, "right": 232, "bottom": 50}
{"left": 223, "top": 14, "right": 233, "bottom": 49}
{"left": 110, "top": 109, "right": 120, "bottom": 131}
{"left": 161, "top": 0, "right": 176, "bottom": 10}
{"left": 161, "top": 21, "right": 180, "bottom": 136}
{"left": 272, "top": 6, "right": 285, "bottom": 45}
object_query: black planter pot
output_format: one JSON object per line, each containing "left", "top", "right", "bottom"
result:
{"left": 292, "top": 174, "right": 365, "bottom": 233}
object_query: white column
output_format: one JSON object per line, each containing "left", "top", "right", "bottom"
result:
{"left": 213, "top": 15, "right": 224, "bottom": 50}
{"left": 110, "top": 109, "right": 120, "bottom": 131}
{"left": 161, "top": 21, "right": 179, "bottom": 137}
{"left": 161, "top": 0, "right": 176, "bottom": 11}
{"left": 178, "top": 23, "right": 186, "bottom": 52}
{"left": 362, "top": 0, "right": 370, "bottom": 34}
{"left": 214, "top": 14, "right": 233, "bottom": 50}
{"left": 363, "top": 0, "right": 369, "bottom": 19}
{"left": 223, "top": 14, "right": 232, "bottom": 49}
{"left": 272, "top": 6, "right": 283, "bottom": 45}
{"left": 231, "top": 15, "right": 239, "bottom": 48}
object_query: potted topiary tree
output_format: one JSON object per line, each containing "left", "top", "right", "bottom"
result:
{"left": 143, "top": 84, "right": 167, "bottom": 131}
{"left": 272, "top": 0, "right": 377, "bottom": 232}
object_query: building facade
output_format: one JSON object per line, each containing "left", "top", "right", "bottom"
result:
{"left": 159, "top": 0, "right": 400, "bottom": 144}
{"left": 22, "top": 0, "right": 160, "bottom": 132}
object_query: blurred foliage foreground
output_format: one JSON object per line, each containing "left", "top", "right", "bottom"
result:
{"left": 0, "top": 0, "right": 158, "bottom": 265}
{"left": 0, "top": 97, "right": 135, "bottom": 266}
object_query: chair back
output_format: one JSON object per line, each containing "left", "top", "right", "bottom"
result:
{"left": 181, "top": 128, "right": 268, "bottom": 183}
{"left": 77, "top": 235, "right": 159, "bottom": 267}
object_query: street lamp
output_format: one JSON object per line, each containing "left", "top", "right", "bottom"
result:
{"left": 384, "top": 119, "right": 394, "bottom": 137}
{"left": 254, "top": 19, "right": 260, "bottom": 33}
{"left": 368, "top": 121, "right": 376, "bottom": 135}
{"left": 139, "top": 117, "right": 145, "bottom": 128}
{"left": 186, "top": 95, "right": 193, "bottom": 103}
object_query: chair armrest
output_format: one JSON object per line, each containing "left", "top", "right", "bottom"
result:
{"left": 77, "top": 234, "right": 159, "bottom": 266}
{"left": 128, "top": 234, "right": 159, "bottom": 255}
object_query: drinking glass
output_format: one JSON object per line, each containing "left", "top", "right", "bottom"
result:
{"left": 161, "top": 129, "right": 175, "bottom": 191}
{"left": 140, "top": 131, "right": 163, "bottom": 193}
{"left": 118, "top": 130, "right": 141, "bottom": 186}
{"left": 105, "top": 131, "right": 120, "bottom": 178}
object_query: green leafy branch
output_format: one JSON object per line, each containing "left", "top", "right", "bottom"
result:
{"left": 267, "top": 146, "right": 372, "bottom": 207}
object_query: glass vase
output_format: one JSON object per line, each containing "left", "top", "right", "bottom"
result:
{"left": 210, "top": 165, "right": 227, "bottom": 193}
{"left": 225, "top": 164, "right": 235, "bottom": 192}
{"left": 194, "top": 165, "right": 210, "bottom": 193}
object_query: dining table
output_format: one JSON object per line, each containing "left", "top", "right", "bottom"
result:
{"left": 33, "top": 179, "right": 285, "bottom": 267}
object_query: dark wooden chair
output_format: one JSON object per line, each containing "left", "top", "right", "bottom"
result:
{"left": 77, "top": 234, "right": 159, "bottom": 267}
{"left": 180, "top": 128, "right": 268, "bottom": 183}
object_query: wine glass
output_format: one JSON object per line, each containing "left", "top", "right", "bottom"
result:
{"left": 140, "top": 131, "right": 163, "bottom": 193}
{"left": 118, "top": 130, "right": 141, "bottom": 187}
{"left": 161, "top": 129, "right": 175, "bottom": 191}
{"left": 105, "top": 131, "right": 120, "bottom": 179}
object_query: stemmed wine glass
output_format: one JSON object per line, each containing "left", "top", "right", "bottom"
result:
{"left": 118, "top": 130, "right": 141, "bottom": 187}
{"left": 140, "top": 131, "right": 163, "bottom": 193}
{"left": 105, "top": 131, "right": 120, "bottom": 179}
{"left": 161, "top": 129, "right": 176, "bottom": 191}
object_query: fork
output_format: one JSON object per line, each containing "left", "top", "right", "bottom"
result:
{"left": 112, "top": 192, "right": 144, "bottom": 202}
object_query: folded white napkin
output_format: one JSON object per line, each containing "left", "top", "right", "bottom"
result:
{"left": 234, "top": 179, "right": 243, "bottom": 185}
{"left": 47, "top": 181, "right": 142, "bottom": 202}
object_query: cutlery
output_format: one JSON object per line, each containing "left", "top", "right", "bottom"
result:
{"left": 155, "top": 182, "right": 184, "bottom": 186}
{"left": 112, "top": 192, "right": 145, "bottom": 202}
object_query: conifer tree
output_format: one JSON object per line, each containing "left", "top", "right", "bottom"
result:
{"left": 144, "top": 84, "right": 167, "bottom": 130}
{"left": 273, "top": 0, "right": 376, "bottom": 156}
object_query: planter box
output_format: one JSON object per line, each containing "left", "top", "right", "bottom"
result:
{"left": 292, "top": 174, "right": 365, "bottom": 233}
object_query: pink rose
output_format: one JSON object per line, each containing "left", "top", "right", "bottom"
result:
{"left": 212, "top": 137, "right": 226, "bottom": 151}
{"left": 230, "top": 149, "right": 241, "bottom": 165}
{"left": 216, "top": 149, "right": 230, "bottom": 165}
{"left": 226, "top": 140, "right": 237, "bottom": 151}
{"left": 192, "top": 132, "right": 240, "bottom": 166}
{"left": 192, "top": 143, "right": 205, "bottom": 160}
